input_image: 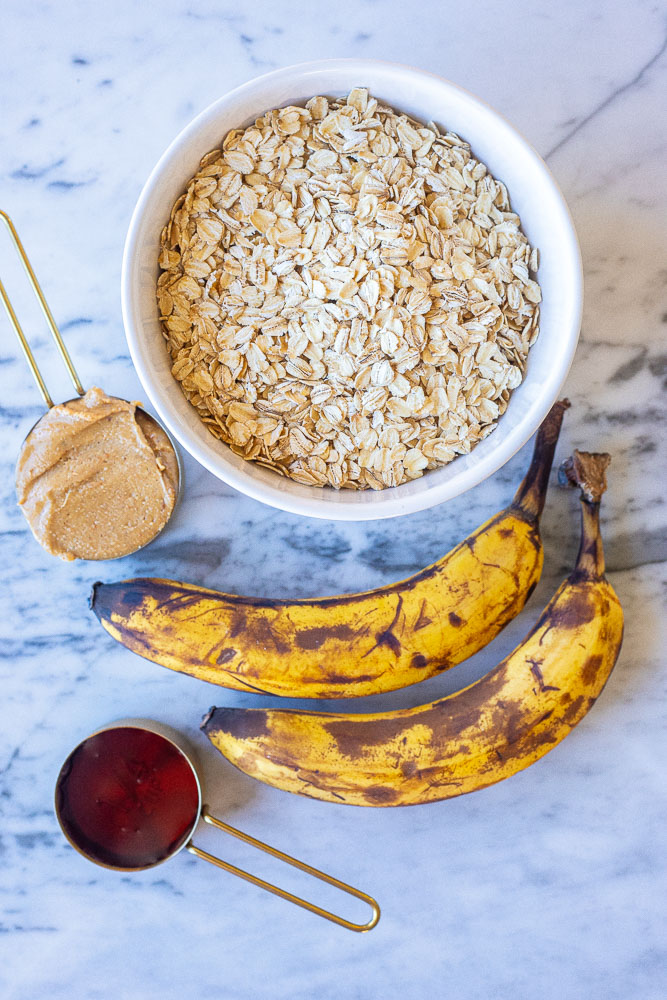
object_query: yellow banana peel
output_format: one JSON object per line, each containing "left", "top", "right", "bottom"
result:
{"left": 91, "top": 400, "right": 569, "bottom": 699}
{"left": 203, "top": 451, "right": 623, "bottom": 806}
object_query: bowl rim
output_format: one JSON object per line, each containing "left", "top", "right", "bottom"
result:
{"left": 122, "top": 57, "right": 582, "bottom": 521}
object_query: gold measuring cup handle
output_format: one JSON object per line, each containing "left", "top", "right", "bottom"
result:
{"left": 187, "top": 807, "right": 381, "bottom": 933}
{"left": 0, "top": 209, "right": 84, "bottom": 407}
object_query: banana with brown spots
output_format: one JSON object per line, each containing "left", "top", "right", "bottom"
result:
{"left": 203, "top": 452, "right": 623, "bottom": 805}
{"left": 91, "top": 401, "right": 569, "bottom": 699}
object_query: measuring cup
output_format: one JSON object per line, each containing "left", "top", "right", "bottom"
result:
{"left": 54, "top": 719, "right": 380, "bottom": 932}
{"left": 0, "top": 210, "right": 181, "bottom": 558}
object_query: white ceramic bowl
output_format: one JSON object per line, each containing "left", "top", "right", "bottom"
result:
{"left": 122, "top": 58, "right": 582, "bottom": 520}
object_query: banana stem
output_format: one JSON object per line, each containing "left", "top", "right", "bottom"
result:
{"left": 560, "top": 450, "right": 611, "bottom": 580}
{"left": 575, "top": 500, "right": 606, "bottom": 580}
{"left": 512, "top": 399, "right": 570, "bottom": 521}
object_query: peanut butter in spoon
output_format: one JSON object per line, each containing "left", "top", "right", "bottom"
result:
{"left": 16, "top": 387, "right": 178, "bottom": 561}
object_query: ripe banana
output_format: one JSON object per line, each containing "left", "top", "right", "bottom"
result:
{"left": 91, "top": 401, "right": 569, "bottom": 699}
{"left": 203, "top": 452, "right": 623, "bottom": 806}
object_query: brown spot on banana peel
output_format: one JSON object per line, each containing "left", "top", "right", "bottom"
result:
{"left": 295, "top": 624, "right": 358, "bottom": 650}
{"left": 228, "top": 608, "right": 248, "bottom": 639}
{"left": 535, "top": 586, "right": 598, "bottom": 647}
{"left": 362, "top": 595, "right": 404, "bottom": 659}
{"left": 581, "top": 653, "right": 604, "bottom": 687}
{"left": 364, "top": 785, "right": 401, "bottom": 804}
{"left": 203, "top": 706, "right": 273, "bottom": 742}
{"left": 527, "top": 659, "right": 560, "bottom": 693}
{"left": 324, "top": 671, "right": 378, "bottom": 685}
{"left": 414, "top": 599, "right": 434, "bottom": 631}
{"left": 243, "top": 616, "right": 292, "bottom": 656}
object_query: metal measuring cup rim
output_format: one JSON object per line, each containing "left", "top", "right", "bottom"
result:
{"left": 54, "top": 719, "right": 202, "bottom": 872}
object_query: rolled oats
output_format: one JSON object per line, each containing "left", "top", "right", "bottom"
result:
{"left": 157, "top": 90, "right": 541, "bottom": 490}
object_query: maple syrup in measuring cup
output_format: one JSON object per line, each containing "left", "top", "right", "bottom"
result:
{"left": 55, "top": 725, "right": 200, "bottom": 869}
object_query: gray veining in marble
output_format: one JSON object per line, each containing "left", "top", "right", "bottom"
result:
{"left": 1, "top": 1, "right": 666, "bottom": 998}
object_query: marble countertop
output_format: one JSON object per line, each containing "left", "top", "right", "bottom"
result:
{"left": 1, "top": 1, "right": 665, "bottom": 997}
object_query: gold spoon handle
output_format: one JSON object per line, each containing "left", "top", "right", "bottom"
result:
{"left": 0, "top": 210, "right": 84, "bottom": 407}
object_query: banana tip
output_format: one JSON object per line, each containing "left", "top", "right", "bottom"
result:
{"left": 89, "top": 581, "right": 102, "bottom": 611}
{"left": 201, "top": 706, "right": 272, "bottom": 741}
{"left": 201, "top": 706, "right": 217, "bottom": 731}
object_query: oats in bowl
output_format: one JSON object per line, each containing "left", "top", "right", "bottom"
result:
{"left": 157, "top": 88, "right": 540, "bottom": 491}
